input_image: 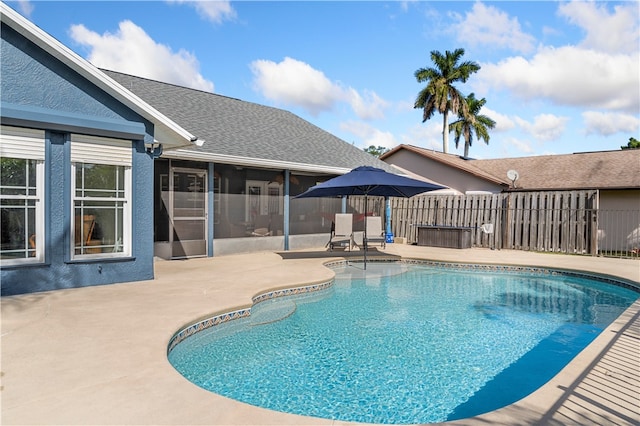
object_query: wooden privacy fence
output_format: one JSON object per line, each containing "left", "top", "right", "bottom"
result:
{"left": 391, "top": 191, "right": 600, "bottom": 254}
{"left": 350, "top": 190, "right": 614, "bottom": 255}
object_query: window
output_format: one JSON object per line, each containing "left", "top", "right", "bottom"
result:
{"left": 0, "top": 127, "right": 45, "bottom": 265}
{"left": 245, "top": 180, "right": 282, "bottom": 222}
{"left": 71, "top": 135, "right": 131, "bottom": 259}
{"left": 1, "top": 157, "right": 45, "bottom": 263}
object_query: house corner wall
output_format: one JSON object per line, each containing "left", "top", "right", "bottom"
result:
{"left": 1, "top": 25, "right": 155, "bottom": 295}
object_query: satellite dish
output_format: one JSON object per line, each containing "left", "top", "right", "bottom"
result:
{"left": 507, "top": 169, "right": 519, "bottom": 188}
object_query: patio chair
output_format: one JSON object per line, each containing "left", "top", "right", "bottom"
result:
{"left": 328, "top": 213, "right": 353, "bottom": 251}
{"left": 481, "top": 223, "right": 494, "bottom": 250}
{"left": 365, "top": 216, "right": 386, "bottom": 249}
{"left": 74, "top": 214, "right": 102, "bottom": 253}
{"left": 251, "top": 215, "right": 272, "bottom": 237}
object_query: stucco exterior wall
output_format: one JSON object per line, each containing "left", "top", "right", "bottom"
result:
{"left": 598, "top": 189, "right": 640, "bottom": 252}
{"left": 1, "top": 23, "right": 152, "bottom": 136}
{"left": 1, "top": 23, "right": 155, "bottom": 295}
{"left": 383, "top": 150, "right": 504, "bottom": 194}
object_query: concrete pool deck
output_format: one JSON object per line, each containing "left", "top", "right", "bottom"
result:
{"left": 1, "top": 245, "right": 639, "bottom": 425}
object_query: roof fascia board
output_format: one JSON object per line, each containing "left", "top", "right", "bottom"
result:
{"left": 507, "top": 186, "right": 633, "bottom": 192}
{"left": 161, "top": 149, "right": 351, "bottom": 175}
{"left": 1, "top": 102, "right": 146, "bottom": 140}
{"left": 378, "top": 145, "right": 401, "bottom": 160}
{"left": 1, "top": 3, "right": 200, "bottom": 149}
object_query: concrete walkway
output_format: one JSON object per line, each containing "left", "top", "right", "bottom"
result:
{"left": 1, "top": 245, "right": 639, "bottom": 425}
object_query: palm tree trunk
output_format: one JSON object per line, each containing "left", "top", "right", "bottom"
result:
{"left": 464, "top": 142, "right": 470, "bottom": 158}
{"left": 442, "top": 111, "right": 449, "bottom": 154}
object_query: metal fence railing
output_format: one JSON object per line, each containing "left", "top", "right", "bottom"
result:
{"left": 597, "top": 209, "right": 640, "bottom": 258}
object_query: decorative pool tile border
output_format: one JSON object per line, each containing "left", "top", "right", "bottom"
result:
{"left": 167, "top": 279, "right": 333, "bottom": 354}
{"left": 397, "top": 258, "right": 640, "bottom": 293}
{"left": 252, "top": 281, "right": 333, "bottom": 304}
{"left": 168, "top": 259, "right": 639, "bottom": 355}
{"left": 329, "top": 258, "right": 639, "bottom": 291}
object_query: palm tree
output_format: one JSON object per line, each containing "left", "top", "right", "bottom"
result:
{"left": 414, "top": 48, "right": 480, "bottom": 154}
{"left": 449, "top": 93, "right": 496, "bottom": 158}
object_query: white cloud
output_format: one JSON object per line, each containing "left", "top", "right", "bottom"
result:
{"left": 250, "top": 57, "right": 343, "bottom": 116}
{"left": 483, "top": 107, "right": 515, "bottom": 132}
{"left": 396, "top": 99, "right": 416, "bottom": 113}
{"left": 541, "top": 25, "right": 561, "bottom": 39}
{"left": 250, "top": 57, "right": 388, "bottom": 119}
{"left": 340, "top": 121, "right": 397, "bottom": 149}
{"left": 346, "top": 88, "right": 388, "bottom": 120}
{"left": 166, "top": 0, "right": 236, "bottom": 24}
{"left": 514, "top": 114, "right": 569, "bottom": 141}
{"left": 558, "top": 1, "right": 639, "bottom": 55}
{"left": 399, "top": 2, "right": 413, "bottom": 13}
{"left": 505, "top": 137, "right": 535, "bottom": 154}
{"left": 400, "top": 123, "right": 442, "bottom": 151}
{"left": 451, "top": 2, "right": 536, "bottom": 54}
{"left": 16, "top": 0, "right": 34, "bottom": 17}
{"left": 364, "top": 130, "right": 397, "bottom": 150}
{"left": 582, "top": 111, "right": 640, "bottom": 136}
{"left": 69, "top": 21, "right": 214, "bottom": 92}
{"left": 478, "top": 46, "right": 640, "bottom": 112}
{"left": 339, "top": 120, "right": 371, "bottom": 141}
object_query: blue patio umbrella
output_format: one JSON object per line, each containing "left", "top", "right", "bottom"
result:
{"left": 295, "top": 166, "right": 445, "bottom": 268}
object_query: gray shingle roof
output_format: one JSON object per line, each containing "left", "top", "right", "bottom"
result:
{"left": 474, "top": 150, "right": 640, "bottom": 190}
{"left": 103, "top": 70, "right": 391, "bottom": 173}
{"left": 382, "top": 144, "right": 640, "bottom": 190}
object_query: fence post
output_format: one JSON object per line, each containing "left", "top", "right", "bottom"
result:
{"left": 590, "top": 190, "right": 599, "bottom": 256}
{"left": 503, "top": 194, "right": 512, "bottom": 249}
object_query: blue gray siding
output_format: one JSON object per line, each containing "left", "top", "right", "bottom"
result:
{"left": 1, "top": 23, "right": 156, "bottom": 295}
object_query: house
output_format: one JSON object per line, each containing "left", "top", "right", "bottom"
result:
{"left": 102, "top": 70, "right": 392, "bottom": 258}
{"left": 382, "top": 145, "right": 509, "bottom": 194}
{"left": 380, "top": 144, "right": 640, "bottom": 252}
{"left": 0, "top": 3, "right": 391, "bottom": 294}
{"left": 0, "top": 3, "right": 207, "bottom": 295}
{"left": 380, "top": 144, "right": 640, "bottom": 198}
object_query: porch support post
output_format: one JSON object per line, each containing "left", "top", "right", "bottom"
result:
{"left": 385, "top": 197, "right": 392, "bottom": 236}
{"left": 284, "top": 169, "right": 290, "bottom": 251}
{"left": 208, "top": 162, "right": 215, "bottom": 257}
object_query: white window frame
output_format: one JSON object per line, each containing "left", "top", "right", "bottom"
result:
{"left": 70, "top": 135, "right": 132, "bottom": 260}
{"left": 245, "top": 180, "right": 282, "bottom": 221}
{"left": 0, "top": 126, "right": 46, "bottom": 266}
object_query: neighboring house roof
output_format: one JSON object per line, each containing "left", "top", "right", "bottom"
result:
{"left": 1, "top": 3, "right": 199, "bottom": 149}
{"left": 473, "top": 150, "right": 640, "bottom": 190}
{"left": 381, "top": 144, "right": 640, "bottom": 191}
{"left": 381, "top": 144, "right": 508, "bottom": 186}
{"left": 103, "top": 70, "right": 393, "bottom": 175}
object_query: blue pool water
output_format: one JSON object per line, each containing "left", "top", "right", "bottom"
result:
{"left": 168, "top": 263, "right": 638, "bottom": 424}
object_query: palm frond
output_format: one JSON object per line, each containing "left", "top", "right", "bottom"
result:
{"left": 414, "top": 48, "right": 481, "bottom": 153}
{"left": 447, "top": 92, "right": 495, "bottom": 156}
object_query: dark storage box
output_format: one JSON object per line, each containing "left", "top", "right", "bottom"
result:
{"left": 416, "top": 226, "right": 472, "bottom": 249}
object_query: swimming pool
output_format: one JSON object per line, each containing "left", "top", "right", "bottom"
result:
{"left": 168, "top": 261, "right": 638, "bottom": 424}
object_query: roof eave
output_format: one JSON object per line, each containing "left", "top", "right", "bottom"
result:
{"left": 506, "top": 185, "right": 639, "bottom": 192}
{"left": 1, "top": 3, "right": 200, "bottom": 149}
{"left": 161, "top": 149, "right": 352, "bottom": 175}
{"left": 383, "top": 144, "right": 509, "bottom": 186}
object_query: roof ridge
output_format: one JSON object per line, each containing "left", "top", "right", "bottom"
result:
{"left": 100, "top": 68, "right": 296, "bottom": 115}
{"left": 104, "top": 69, "right": 394, "bottom": 172}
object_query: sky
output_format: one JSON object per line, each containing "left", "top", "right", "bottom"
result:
{"left": 6, "top": 0, "right": 640, "bottom": 159}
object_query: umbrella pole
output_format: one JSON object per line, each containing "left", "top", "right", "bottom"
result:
{"left": 363, "top": 195, "right": 368, "bottom": 270}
